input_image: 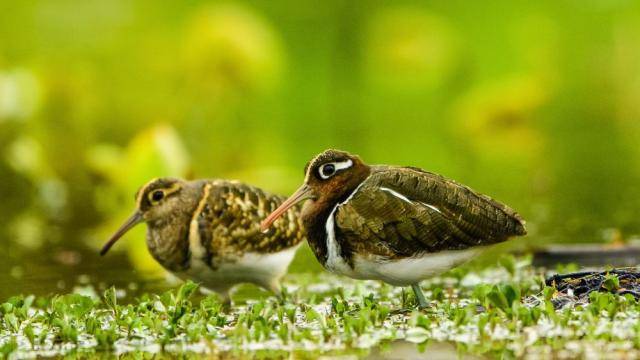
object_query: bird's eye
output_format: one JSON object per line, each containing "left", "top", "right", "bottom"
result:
{"left": 150, "top": 190, "right": 165, "bottom": 202}
{"left": 319, "top": 163, "right": 336, "bottom": 179}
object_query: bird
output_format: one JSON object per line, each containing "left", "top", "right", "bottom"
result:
{"left": 261, "top": 149, "right": 526, "bottom": 308}
{"left": 101, "top": 177, "right": 305, "bottom": 302}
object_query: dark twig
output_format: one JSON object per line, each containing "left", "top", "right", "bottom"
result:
{"left": 542, "top": 268, "right": 640, "bottom": 308}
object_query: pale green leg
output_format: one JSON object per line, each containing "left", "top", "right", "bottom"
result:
{"left": 411, "top": 283, "right": 429, "bottom": 309}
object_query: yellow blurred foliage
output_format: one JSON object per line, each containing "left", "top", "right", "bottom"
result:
{"left": 87, "top": 124, "right": 191, "bottom": 275}
{"left": 453, "top": 75, "right": 548, "bottom": 160}
{"left": 0, "top": 68, "right": 42, "bottom": 121}
{"left": 183, "top": 3, "right": 285, "bottom": 96}
{"left": 365, "top": 6, "right": 458, "bottom": 89}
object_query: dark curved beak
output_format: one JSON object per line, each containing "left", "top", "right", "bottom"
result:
{"left": 260, "top": 184, "right": 314, "bottom": 232}
{"left": 100, "top": 211, "right": 144, "bottom": 256}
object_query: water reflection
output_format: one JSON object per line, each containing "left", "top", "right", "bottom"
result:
{"left": 18, "top": 340, "right": 479, "bottom": 359}
{"left": 366, "top": 341, "right": 483, "bottom": 360}
{"left": 0, "top": 249, "right": 173, "bottom": 301}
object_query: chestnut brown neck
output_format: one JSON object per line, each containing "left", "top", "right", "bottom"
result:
{"left": 301, "top": 162, "right": 371, "bottom": 265}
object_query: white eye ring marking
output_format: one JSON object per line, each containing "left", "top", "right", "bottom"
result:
{"left": 318, "top": 159, "right": 353, "bottom": 179}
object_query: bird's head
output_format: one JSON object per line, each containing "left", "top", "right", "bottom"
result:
{"left": 260, "top": 149, "right": 370, "bottom": 231}
{"left": 100, "top": 177, "right": 186, "bottom": 256}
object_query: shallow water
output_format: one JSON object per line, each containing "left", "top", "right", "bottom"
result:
{"left": 1, "top": 250, "right": 173, "bottom": 301}
{"left": 12, "top": 341, "right": 476, "bottom": 359}
{"left": 3, "top": 256, "right": 640, "bottom": 359}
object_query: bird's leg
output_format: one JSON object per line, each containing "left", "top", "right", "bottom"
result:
{"left": 392, "top": 285, "right": 430, "bottom": 314}
{"left": 267, "top": 281, "right": 281, "bottom": 296}
{"left": 219, "top": 291, "right": 233, "bottom": 309}
{"left": 411, "top": 283, "right": 429, "bottom": 309}
{"left": 266, "top": 280, "right": 289, "bottom": 304}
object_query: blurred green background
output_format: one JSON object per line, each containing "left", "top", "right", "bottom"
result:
{"left": 1, "top": 0, "right": 640, "bottom": 297}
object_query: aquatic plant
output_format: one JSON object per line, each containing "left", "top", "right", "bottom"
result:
{"left": 1, "top": 256, "right": 640, "bottom": 358}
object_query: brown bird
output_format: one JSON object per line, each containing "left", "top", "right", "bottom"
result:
{"left": 261, "top": 149, "right": 526, "bottom": 308}
{"left": 101, "top": 178, "right": 305, "bottom": 301}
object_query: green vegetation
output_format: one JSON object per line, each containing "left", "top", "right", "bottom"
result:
{"left": 2, "top": 2, "right": 640, "bottom": 358}
{"left": 2, "top": 2, "right": 640, "bottom": 295}
{"left": 2, "top": 256, "right": 640, "bottom": 358}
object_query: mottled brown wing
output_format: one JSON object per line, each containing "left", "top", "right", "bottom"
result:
{"left": 197, "top": 180, "right": 304, "bottom": 264}
{"left": 334, "top": 167, "right": 526, "bottom": 257}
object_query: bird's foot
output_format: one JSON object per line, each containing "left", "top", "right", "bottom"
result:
{"left": 390, "top": 307, "right": 414, "bottom": 315}
{"left": 391, "top": 303, "right": 433, "bottom": 315}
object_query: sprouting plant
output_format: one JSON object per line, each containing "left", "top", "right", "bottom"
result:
{"left": 103, "top": 287, "right": 118, "bottom": 317}
{"left": 486, "top": 284, "right": 521, "bottom": 315}
{"left": 602, "top": 273, "right": 620, "bottom": 292}
{"left": 1, "top": 258, "right": 639, "bottom": 358}
{"left": 0, "top": 338, "right": 18, "bottom": 358}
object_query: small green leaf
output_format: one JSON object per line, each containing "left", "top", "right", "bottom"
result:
{"left": 602, "top": 274, "right": 620, "bottom": 292}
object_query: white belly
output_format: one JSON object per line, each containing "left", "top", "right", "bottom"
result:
{"left": 348, "top": 248, "right": 483, "bottom": 286}
{"left": 178, "top": 245, "right": 300, "bottom": 295}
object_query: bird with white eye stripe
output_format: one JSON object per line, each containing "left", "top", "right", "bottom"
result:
{"left": 100, "top": 178, "right": 305, "bottom": 302}
{"left": 261, "top": 149, "right": 527, "bottom": 308}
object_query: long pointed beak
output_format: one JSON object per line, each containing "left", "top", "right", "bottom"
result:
{"left": 261, "top": 184, "right": 314, "bottom": 232}
{"left": 100, "top": 211, "right": 144, "bottom": 256}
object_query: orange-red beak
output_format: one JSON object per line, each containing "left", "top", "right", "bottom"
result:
{"left": 261, "top": 184, "right": 314, "bottom": 232}
{"left": 100, "top": 211, "right": 144, "bottom": 256}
